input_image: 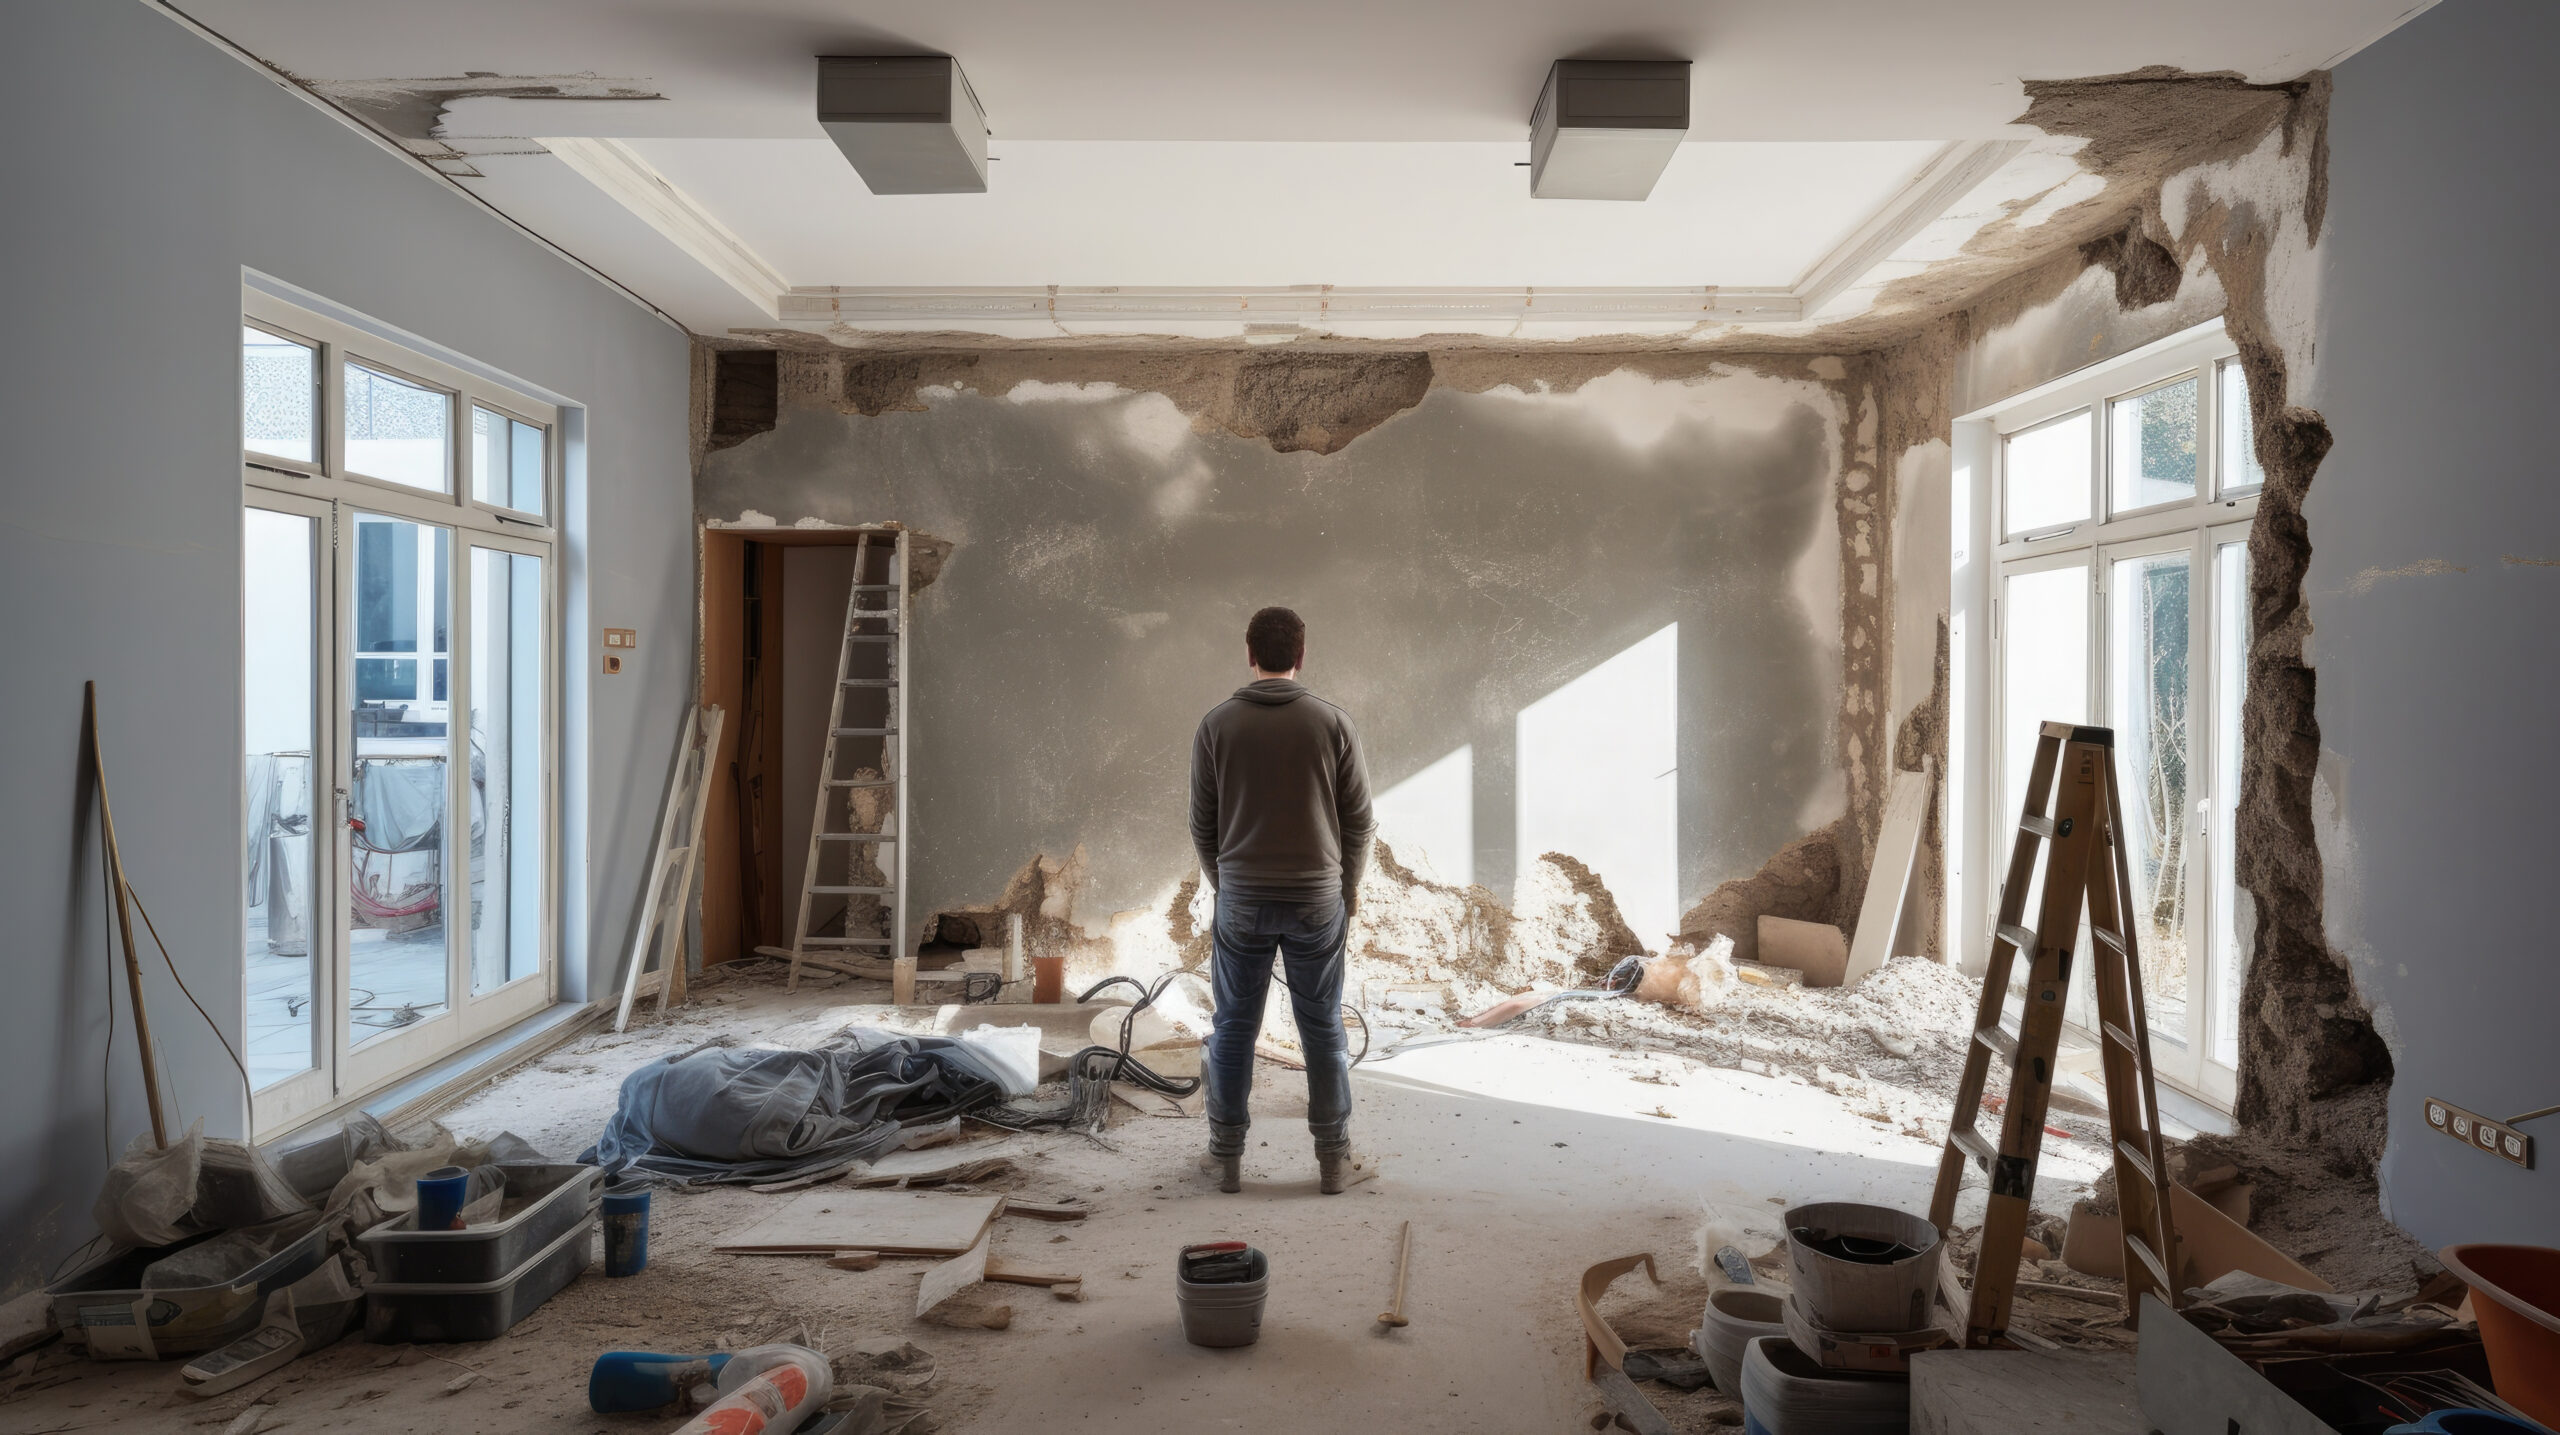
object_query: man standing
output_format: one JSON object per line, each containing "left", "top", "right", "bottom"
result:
{"left": 1188, "top": 606, "right": 1375, "bottom": 1194}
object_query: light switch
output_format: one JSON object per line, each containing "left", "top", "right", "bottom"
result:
{"left": 603, "top": 628, "right": 637, "bottom": 649}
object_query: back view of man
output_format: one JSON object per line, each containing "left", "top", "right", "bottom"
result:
{"left": 1188, "top": 606, "right": 1375, "bottom": 1194}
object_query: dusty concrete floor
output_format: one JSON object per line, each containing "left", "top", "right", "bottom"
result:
{"left": 4, "top": 961, "right": 2092, "bottom": 1434}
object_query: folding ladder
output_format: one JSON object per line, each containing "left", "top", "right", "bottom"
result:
{"left": 1929, "top": 721, "right": 2179, "bottom": 1345}
{"left": 778, "top": 529, "right": 912, "bottom": 1002}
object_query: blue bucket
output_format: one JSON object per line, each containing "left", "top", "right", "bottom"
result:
{"left": 603, "top": 1189, "right": 651, "bottom": 1277}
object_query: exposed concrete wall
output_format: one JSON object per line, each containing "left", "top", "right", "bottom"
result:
{"left": 700, "top": 353, "right": 1869, "bottom": 951}
{"left": 2305, "top": 0, "right": 2560, "bottom": 1248}
{"left": 0, "top": 0, "right": 694, "bottom": 1294}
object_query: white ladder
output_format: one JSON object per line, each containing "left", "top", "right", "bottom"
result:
{"left": 613, "top": 703, "right": 725, "bottom": 1033}
{"left": 777, "top": 529, "right": 913, "bottom": 1001}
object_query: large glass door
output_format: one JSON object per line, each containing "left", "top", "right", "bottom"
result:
{"left": 243, "top": 493, "right": 334, "bottom": 1131}
{"left": 242, "top": 291, "right": 559, "bottom": 1138}
{"left": 2102, "top": 533, "right": 2203, "bottom": 1093}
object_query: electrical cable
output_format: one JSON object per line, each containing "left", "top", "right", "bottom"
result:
{"left": 131, "top": 888, "right": 256, "bottom": 1113}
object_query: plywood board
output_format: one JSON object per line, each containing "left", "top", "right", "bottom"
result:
{"left": 916, "top": 1229, "right": 991, "bottom": 1317}
{"left": 1758, "top": 915, "right": 1851, "bottom": 987}
{"left": 1845, "top": 765, "right": 1931, "bottom": 987}
{"left": 715, "top": 1190, "right": 1002, "bottom": 1256}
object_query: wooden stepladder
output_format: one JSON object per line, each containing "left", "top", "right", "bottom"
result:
{"left": 614, "top": 703, "right": 726, "bottom": 1033}
{"left": 1929, "top": 721, "right": 2179, "bottom": 1346}
{"left": 777, "top": 529, "right": 912, "bottom": 1002}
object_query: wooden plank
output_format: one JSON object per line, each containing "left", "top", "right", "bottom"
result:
{"left": 655, "top": 705, "right": 725, "bottom": 1016}
{"left": 915, "top": 1228, "right": 991, "bottom": 1317}
{"left": 999, "top": 1200, "right": 1090, "bottom": 1223}
{"left": 715, "top": 1190, "right": 1001, "bottom": 1256}
{"left": 1591, "top": 1369, "right": 1678, "bottom": 1435}
{"left": 617, "top": 705, "right": 698, "bottom": 1033}
{"left": 984, "top": 1262, "right": 1081, "bottom": 1287}
{"left": 1844, "top": 763, "right": 1930, "bottom": 987}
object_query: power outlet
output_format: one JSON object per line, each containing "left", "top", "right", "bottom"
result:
{"left": 2424, "top": 1096, "right": 2534, "bottom": 1168}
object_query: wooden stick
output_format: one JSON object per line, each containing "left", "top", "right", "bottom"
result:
{"left": 87, "top": 682, "right": 166, "bottom": 1148}
{"left": 616, "top": 706, "right": 697, "bottom": 1033}
{"left": 1377, "top": 1220, "right": 1412, "bottom": 1328}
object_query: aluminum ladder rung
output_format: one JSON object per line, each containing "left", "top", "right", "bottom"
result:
{"left": 1951, "top": 1125, "right": 1997, "bottom": 1170}
{"left": 2101, "top": 1019, "right": 2138, "bottom": 1053}
{"left": 815, "top": 832, "right": 895, "bottom": 842}
{"left": 2020, "top": 813, "right": 2057, "bottom": 838}
{"left": 844, "top": 635, "right": 896, "bottom": 643}
{"left": 839, "top": 678, "right": 898, "bottom": 687}
{"left": 812, "top": 885, "right": 898, "bottom": 896}
{"left": 2091, "top": 924, "right": 2126, "bottom": 955}
{"left": 1995, "top": 922, "right": 2037, "bottom": 952}
{"left": 832, "top": 727, "right": 898, "bottom": 736}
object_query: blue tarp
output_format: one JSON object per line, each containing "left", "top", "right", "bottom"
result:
{"left": 580, "top": 1030, "right": 1008, "bottom": 1185}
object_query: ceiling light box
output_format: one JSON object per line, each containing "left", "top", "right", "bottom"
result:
{"left": 1529, "top": 60, "right": 1691, "bottom": 201}
{"left": 818, "top": 56, "right": 989, "bottom": 195}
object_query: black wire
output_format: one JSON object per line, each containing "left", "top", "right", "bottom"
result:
{"left": 131, "top": 888, "right": 256, "bottom": 1114}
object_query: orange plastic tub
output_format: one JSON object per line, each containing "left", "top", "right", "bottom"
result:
{"left": 2440, "top": 1244, "right": 2560, "bottom": 1428}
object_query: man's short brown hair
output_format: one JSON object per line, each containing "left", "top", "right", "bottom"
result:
{"left": 1246, "top": 607, "right": 1306, "bottom": 673}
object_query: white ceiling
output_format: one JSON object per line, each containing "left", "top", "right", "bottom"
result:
{"left": 172, "top": 0, "right": 2436, "bottom": 338}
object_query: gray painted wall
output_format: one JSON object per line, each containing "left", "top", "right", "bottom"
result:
{"left": 2309, "top": 0, "right": 2560, "bottom": 1248}
{"left": 701, "top": 371, "right": 1850, "bottom": 941}
{"left": 0, "top": 1, "right": 695, "bottom": 1293}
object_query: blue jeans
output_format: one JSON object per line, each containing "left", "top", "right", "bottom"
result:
{"left": 1204, "top": 895, "right": 1352, "bottom": 1154}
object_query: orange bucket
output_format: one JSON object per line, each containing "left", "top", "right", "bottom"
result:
{"left": 2439, "top": 1244, "right": 2560, "bottom": 1427}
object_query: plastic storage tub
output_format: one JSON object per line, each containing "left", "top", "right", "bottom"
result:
{"left": 1699, "top": 1287, "right": 1789, "bottom": 1395}
{"left": 1175, "top": 1248, "right": 1269, "bottom": 1348}
{"left": 356, "top": 1163, "right": 601, "bottom": 1285}
{"left": 47, "top": 1215, "right": 330, "bottom": 1360}
{"left": 365, "top": 1214, "right": 596, "bottom": 1344}
{"left": 1739, "top": 1335, "right": 1908, "bottom": 1435}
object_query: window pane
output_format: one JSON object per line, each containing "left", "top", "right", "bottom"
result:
{"left": 2108, "top": 550, "right": 2194, "bottom": 1044}
{"left": 351, "top": 513, "right": 452, "bottom": 1045}
{"left": 244, "top": 509, "right": 318, "bottom": 1089}
{"left": 2001, "top": 563, "right": 2089, "bottom": 928}
{"left": 243, "top": 327, "right": 317, "bottom": 465}
{"left": 345, "top": 362, "right": 451, "bottom": 492}
{"left": 2219, "top": 360, "right": 2266, "bottom": 497}
{"left": 472, "top": 407, "right": 548, "bottom": 516}
{"left": 2210, "top": 541, "right": 2249, "bottom": 1067}
{"left": 2109, "top": 376, "right": 2199, "bottom": 514}
{"left": 2004, "top": 410, "right": 2091, "bottom": 537}
{"left": 471, "top": 549, "right": 545, "bottom": 993}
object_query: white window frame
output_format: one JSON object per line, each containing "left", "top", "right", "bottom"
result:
{"left": 1972, "top": 320, "right": 2259, "bottom": 1111}
{"left": 242, "top": 289, "right": 562, "bottom": 1139}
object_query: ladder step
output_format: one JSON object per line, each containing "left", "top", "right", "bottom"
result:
{"left": 2020, "top": 814, "right": 2057, "bottom": 838}
{"left": 832, "top": 727, "right": 899, "bottom": 736}
{"left": 1974, "top": 1021, "right": 2020, "bottom": 1061}
{"left": 850, "top": 584, "right": 901, "bottom": 591}
{"left": 826, "top": 778, "right": 897, "bottom": 789}
{"left": 1951, "top": 1125, "right": 1997, "bottom": 1170}
{"left": 2114, "top": 1140, "right": 2159, "bottom": 1187}
{"left": 2101, "top": 1019, "right": 2138, "bottom": 1053}
{"left": 813, "top": 885, "right": 897, "bottom": 895}
{"left": 2121, "top": 1232, "right": 2174, "bottom": 1291}
{"left": 844, "top": 635, "right": 896, "bottom": 643}
{"left": 839, "top": 678, "right": 898, "bottom": 687}
{"left": 816, "top": 832, "right": 896, "bottom": 842}
{"left": 2091, "top": 925, "right": 2126, "bottom": 955}
{"left": 802, "top": 936, "right": 895, "bottom": 947}
{"left": 1996, "top": 922, "right": 2037, "bottom": 952}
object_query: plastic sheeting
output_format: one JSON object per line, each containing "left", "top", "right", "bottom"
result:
{"left": 581, "top": 1031, "right": 1009, "bottom": 1186}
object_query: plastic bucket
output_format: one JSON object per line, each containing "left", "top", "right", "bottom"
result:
{"left": 1176, "top": 1248, "right": 1269, "bottom": 1348}
{"left": 603, "top": 1188, "right": 651, "bottom": 1277}
{"left": 1782, "top": 1202, "right": 1940, "bottom": 1335}
{"left": 1738, "top": 1335, "right": 1908, "bottom": 1435}
{"left": 2439, "top": 1244, "right": 2560, "bottom": 1428}
{"left": 1698, "top": 1287, "right": 1789, "bottom": 1396}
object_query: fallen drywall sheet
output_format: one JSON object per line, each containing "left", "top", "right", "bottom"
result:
{"left": 714, "top": 1190, "right": 1001, "bottom": 1255}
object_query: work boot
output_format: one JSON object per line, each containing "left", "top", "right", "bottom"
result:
{"left": 1200, "top": 1123, "right": 1247, "bottom": 1193}
{"left": 1317, "top": 1143, "right": 1372, "bottom": 1195}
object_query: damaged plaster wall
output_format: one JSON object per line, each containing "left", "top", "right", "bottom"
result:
{"left": 2300, "top": 0, "right": 2560, "bottom": 1249}
{"left": 1923, "top": 65, "right": 2438, "bottom": 1197}
{"left": 701, "top": 350, "right": 1875, "bottom": 954}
